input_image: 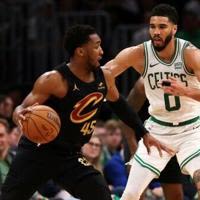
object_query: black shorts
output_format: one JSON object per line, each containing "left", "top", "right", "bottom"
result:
{"left": 159, "top": 156, "right": 182, "bottom": 183}
{"left": 1, "top": 146, "right": 112, "bottom": 200}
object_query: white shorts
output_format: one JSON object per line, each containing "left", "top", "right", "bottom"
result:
{"left": 129, "top": 117, "right": 200, "bottom": 176}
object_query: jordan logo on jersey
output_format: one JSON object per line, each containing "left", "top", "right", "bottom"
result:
{"left": 98, "top": 82, "right": 105, "bottom": 90}
{"left": 73, "top": 83, "right": 80, "bottom": 91}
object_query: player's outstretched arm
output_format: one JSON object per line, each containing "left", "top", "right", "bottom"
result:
{"left": 102, "top": 68, "right": 175, "bottom": 156}
{"left": 127, "top": 77, "right": 146, "bottom": 112}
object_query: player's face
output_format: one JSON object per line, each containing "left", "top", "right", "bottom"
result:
{"left": 149, "top": 16, "right": 177, "bottom": 52}
{"left": 84, "top": 34, "right": 103, "bottom": 70}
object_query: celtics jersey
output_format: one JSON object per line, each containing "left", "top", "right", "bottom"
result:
{"left": 142, "top": 38, "right": 200, "bottom": 123}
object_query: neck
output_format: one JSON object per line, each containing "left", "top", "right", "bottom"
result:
{"left": 156, "top": 39, "right": 176, "bottom": 63}
{"left": 68, "top": 59, "right": 95, "bottom": 83}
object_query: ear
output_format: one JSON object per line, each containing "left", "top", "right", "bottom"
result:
{"left": 173, "top": 25, "right": 177, "bottom": 35}
{"left": 76, "top": 47, "right": 85, "bottom": 57}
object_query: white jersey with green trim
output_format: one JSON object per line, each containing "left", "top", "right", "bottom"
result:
{"left": 142, "top": 38, "right": 200, "bottom": 123}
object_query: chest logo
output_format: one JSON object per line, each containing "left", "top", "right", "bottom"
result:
{"left": 150, "top": 63, "right": 159, "bottom": 68}
{"left": 70, "top": 92, "right": 104, "bottom": 123}
{"left": 174, "top": 62, "right": 183, "bottom": 70}
{"left": 73, "top": 83, "right": 80, "bottom": 91}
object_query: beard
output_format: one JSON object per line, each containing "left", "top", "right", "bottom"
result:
{"left": 151, "top": 33, "right": 173, "bottom": 52}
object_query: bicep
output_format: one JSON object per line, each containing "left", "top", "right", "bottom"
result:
{"left": 185, "top": 48, "right": 200, "bottom": 81}
{"left": 21, "top": 81, "right": 50, "bottom": 107}
{"left": 105, "top": 48, "right": 135, "bottom": 78}
{"left": 103, "top": 69, "right": 119, "bottom": 101}
{"left": 21, "top": 72, "right": 62, "bottom": 107}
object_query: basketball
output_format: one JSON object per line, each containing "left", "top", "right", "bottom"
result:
{"left": 21, "top": 105, "right": 61, "bottom": 144}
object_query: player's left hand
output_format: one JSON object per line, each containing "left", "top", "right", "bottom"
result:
{"left": 143, "top": 133, "right": 175, "bottom": 157}
{"left": 161, "top": 77, "right": 188, "bottom": 96}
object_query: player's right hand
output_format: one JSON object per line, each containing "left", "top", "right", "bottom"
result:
{"left": 15, "top": 103, "right": 39, "bottom": 128}
{"left": 143, "top": 133, "right": 176, "bottom": 157}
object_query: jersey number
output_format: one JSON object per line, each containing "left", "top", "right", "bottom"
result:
{"left": 164, "top": 94, "right": 181, "bottom": 111}
{"left": 81, "top": 120, "right": 96, "bottom": 136}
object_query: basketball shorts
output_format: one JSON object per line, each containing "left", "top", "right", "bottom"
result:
{"left": 129, "top": 117, "right": 200, "bottom": 177}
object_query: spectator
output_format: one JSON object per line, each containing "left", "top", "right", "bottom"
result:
{"left": 82, "top": 135, "right": 103, "bottom": 172}
{"left": 101, "top": 119, "right": 123, "bottom": 166}
{"left": 0, "top": 118, "right": 12, "bottom": 193}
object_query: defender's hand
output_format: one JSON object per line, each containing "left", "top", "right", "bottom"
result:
{"left": 161, "top": 77, "right": 188, "bottom": 96}
{"left": 143, "top": 133, "right": 175, "bottom": 157}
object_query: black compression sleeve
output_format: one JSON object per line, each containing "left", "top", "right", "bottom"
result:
{"left": 107, "top": 95, "right": 148, "bottom": 141}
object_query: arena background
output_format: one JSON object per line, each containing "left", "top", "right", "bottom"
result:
{"left": 0, "top": 0, "right": 199, "bottom": 108}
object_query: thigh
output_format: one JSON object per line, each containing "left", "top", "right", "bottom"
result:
{"left": 56, "top": 155, "right": 112, "bottom": 200}
{"left": 133, "top": 139, "right": 171, "bottom": 176}
{"left": 177, "top": 128, "right": 200, "bottom": 175}
{"left": 1, "top": 148, "right": 54, "bottom": 200}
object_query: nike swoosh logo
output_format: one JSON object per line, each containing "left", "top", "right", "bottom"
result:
{"left": 150, "top": 63, "right": 159, "bottom": 67}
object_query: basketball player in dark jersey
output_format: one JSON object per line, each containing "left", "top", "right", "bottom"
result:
{"left": 1, "top": 25, "right": 174, "bottom": 200}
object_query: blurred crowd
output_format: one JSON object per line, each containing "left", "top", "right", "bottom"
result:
{"left": 0, "top": 0, "right": 200, "bottom": 95}
{"left": 0, "top": 0, "right": 200, "bottom": 199}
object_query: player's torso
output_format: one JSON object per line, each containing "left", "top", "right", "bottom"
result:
{"left": 142, "top": 38, "right": 200, "bottom": 123}
{"left": 45, "top": 63, "right": 107, "bottom": 149}
{"left": 19, "top": 63, "right": 107, "bottom": 151}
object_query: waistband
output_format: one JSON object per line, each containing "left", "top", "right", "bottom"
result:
{"left": 150, "top": 116, "right": 200, "bottom": 127}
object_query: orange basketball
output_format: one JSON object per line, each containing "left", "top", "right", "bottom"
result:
{"left": 21, "top": 105, "right": 61, "bottom": 144}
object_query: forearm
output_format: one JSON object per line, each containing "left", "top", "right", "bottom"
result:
{"left": 186, "top": 87, "right": 200, "bottom": 101}
{"left": 107, "top": 95, "right": 148, "bottom": 140}
{"left": 119, "top": 121, "right": 138, "bottom": 154}
{"left": 127, "top": 89, "right": 146, "bottom": 112}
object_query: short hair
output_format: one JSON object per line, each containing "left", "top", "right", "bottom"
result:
{"left": 104, "top": 119, "right": 121, "bottom": 132}
{"left": 150, "top": 4, "right": 179, "bottom": 25}
{"left": 63, "top": 24, "right": 97, "bottom": 57}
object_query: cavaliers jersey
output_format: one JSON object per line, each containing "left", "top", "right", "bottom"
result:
{"left": 19, "top": 62, "right": 107, "bottom": 151}
{"left": 142, "top": 38, "right": 200, "bottom": 123}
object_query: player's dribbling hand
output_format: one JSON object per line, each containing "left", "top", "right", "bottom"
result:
{"left": 143, "top": 133, "right": 175, "bottom": 157}
{"left": 16, "top": 103, "right": 39, "bottom": 129}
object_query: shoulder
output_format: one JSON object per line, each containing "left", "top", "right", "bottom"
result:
{"left": 116, "top": 44, "right": 144, "bottom": 58}
{"left": 38, "top": 70, "right": 63, "bottom": 83}
{"left": 34, "top": 70, "right": 68, "bottom": 97}
{"left": 184, "top": 43, "right": 200, "bottom": 70}
{"left": 184, "top": 43, "right": 199, "bottom": 55}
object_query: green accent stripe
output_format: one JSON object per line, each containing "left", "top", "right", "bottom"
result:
{"left": 182, "top": 41, "right": 194, "bottom": 76}
{"left": 142, "top": 42, "right": 148, "bottom": 78}
{"left": 180, "top": 149, "right": 200, "bottom": 169}
{"left": 134, "top": 154, "right": 160, "bottom": 176}
{"left": 150, "top": 116, "right": 200, "bottom": 127}
{"left": 151, "top": 38, "right": 179, "bottom": 66}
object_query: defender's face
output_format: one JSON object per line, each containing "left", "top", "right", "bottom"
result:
{"left": 149, "top": 16, "right": 177, "bottom": 51}
{"left": 84, "top": 34, "right": 103, "bottom": 69}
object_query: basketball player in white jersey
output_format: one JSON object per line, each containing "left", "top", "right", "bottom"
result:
{"left": 105, "top": 3, "right": 200, "bottom": 200}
